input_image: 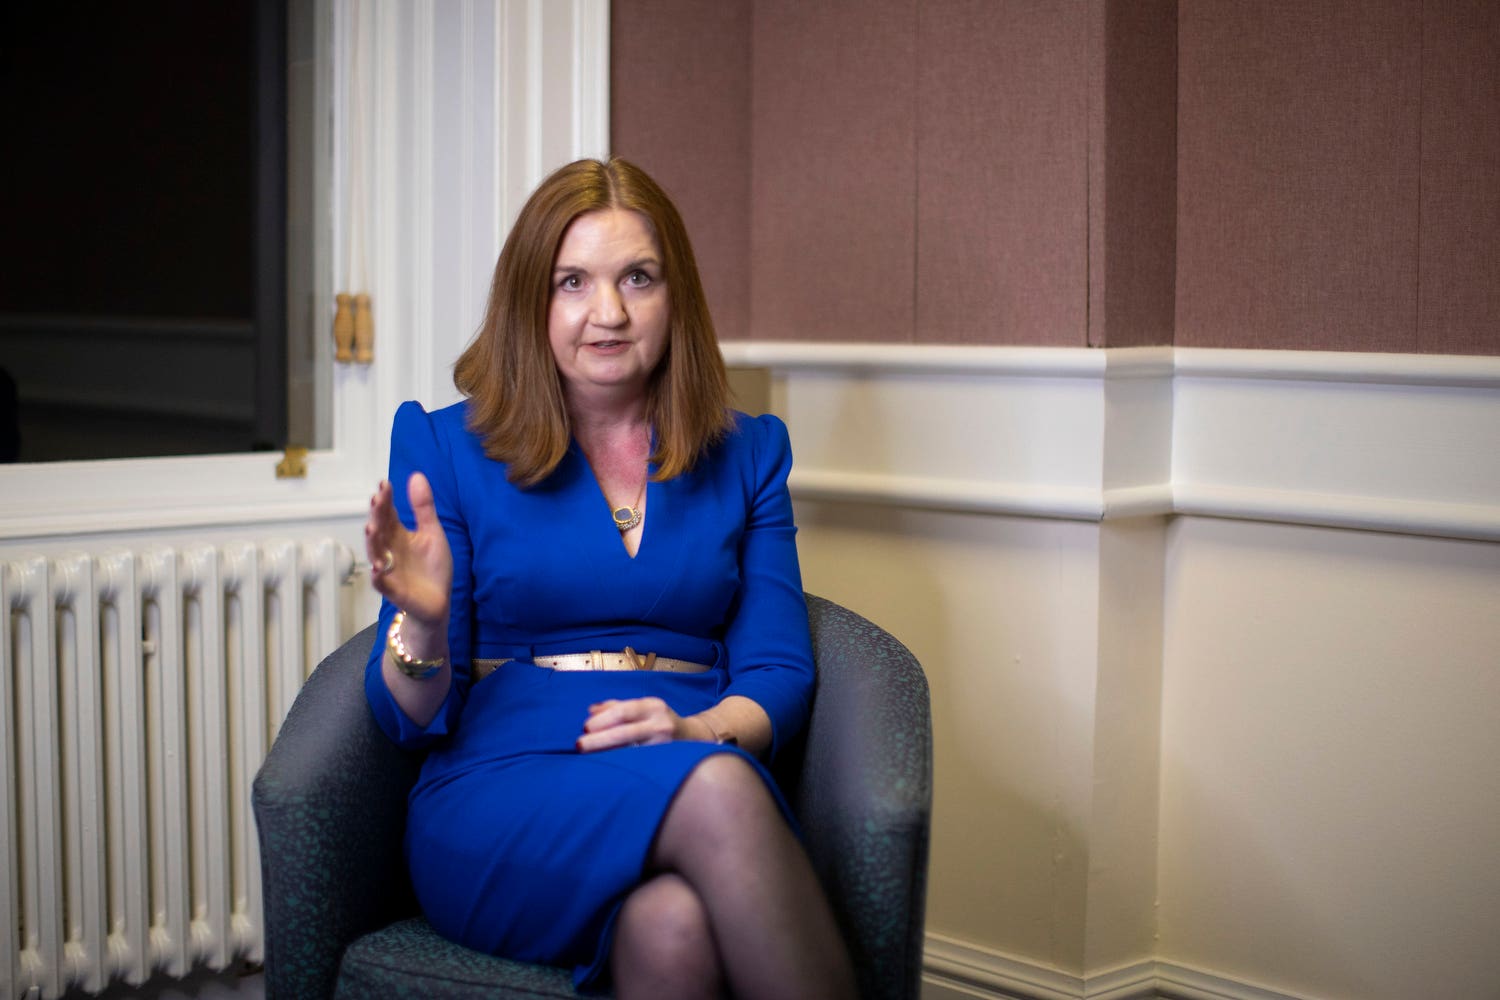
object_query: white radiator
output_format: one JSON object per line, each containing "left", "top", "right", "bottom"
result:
{"left": 1, "top": 539, "right": 356, "bottom": 999}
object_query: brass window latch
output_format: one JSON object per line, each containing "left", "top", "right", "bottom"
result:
{"left": 276, "top": 446, "right": 309, "bottom": 479}
{"left": 334, "top": 292, "right": 374, "bottom": 364}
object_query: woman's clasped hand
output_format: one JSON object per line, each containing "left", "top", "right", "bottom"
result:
{"left": 577, "top": 697, "right": 702, "bottom": 751}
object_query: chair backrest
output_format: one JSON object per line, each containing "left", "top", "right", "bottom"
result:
{"left": 253, "top": 624, "right": 423, "bottom": 997}
{"left": 795, "top": 593, "right": 934, "bottom": 1000}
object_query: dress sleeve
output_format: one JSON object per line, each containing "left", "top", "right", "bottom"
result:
{"left": 720, "top": 413, "right": 815, "bottom": 758}
{"left": 364, "top": 400, "right": 475, "bottom": 749}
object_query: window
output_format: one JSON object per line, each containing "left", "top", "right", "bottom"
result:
{"left": 0, "top": 0, "right": 323, "bottom": 463}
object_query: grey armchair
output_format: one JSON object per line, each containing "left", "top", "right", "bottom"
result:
{"left": 253, "top": 593, "right": 931, "bottom": 999}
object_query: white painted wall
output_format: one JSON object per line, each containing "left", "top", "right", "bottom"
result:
{"left": 794, "top": 503, "right": 1112, "bottom": 967}
{"left": 1158, "top": 517, "right": 1500, "bottom": 1000}
{"left": 725, "top": 342, "right": 1500, "bottom": 1000}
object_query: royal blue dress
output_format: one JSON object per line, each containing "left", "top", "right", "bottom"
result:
{"left": 364, "top": 400, "right": 815, "bottom": 990}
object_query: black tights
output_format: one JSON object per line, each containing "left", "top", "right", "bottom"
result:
{"left": 609, "top": 754, "right": 857, "bottom": 1000}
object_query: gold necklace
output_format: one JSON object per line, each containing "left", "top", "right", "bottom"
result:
{"left": 608, "top": 476, "right": 647, "bottom": 532}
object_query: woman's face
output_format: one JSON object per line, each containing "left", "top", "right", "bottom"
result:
{"left": 547, "top": 208, "right": 669, "bottom": 405}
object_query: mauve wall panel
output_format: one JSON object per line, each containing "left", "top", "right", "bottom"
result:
{"left": 749, "top": 0, "right": 918, "bottom": 343}
{"left": 916, "top": 1, "right": 1088, "bottom": 346}
{"left": 1094, "top": 0, "right": 1177, "bottom": 349}
{"left": 1417, "top": 0, "right": 1500, "bottom": 356}
{"left": 1176, "top": 0, "right": 1423, "bottom": 352}
{"left": 611, "top": 0, "right": 752, "bottom": 341}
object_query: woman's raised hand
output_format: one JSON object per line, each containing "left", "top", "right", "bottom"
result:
{"left": 365, "top": 473, "right": 453, "bottom": 630}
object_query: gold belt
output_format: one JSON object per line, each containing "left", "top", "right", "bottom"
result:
{"left": 471, "top": 647, "right": 712, "bottom": 682}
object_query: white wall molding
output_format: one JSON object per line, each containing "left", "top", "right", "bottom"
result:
{"left": 921, "top": 934, "right": 1318, "bottom": 1000}
{"left": 1173, "top": 347, "right": 1500, "bottom": 388}
{"left": 722, "top": 342, "right": 1500, "bottom": 541}
{"left": 790, "top": 471, "right": 1115, "bottom": 520}
{"left": 924, "top": 933, "right": 1095, "bottom": 1000}
{"left": 923, "top": 934, "right": 1158, "bottom": 1000}
{"left": 1171, "top": 350, "right": 1500, "bottom": 541}
{"left": 724, "top": 341, "right": 1170, "bottom": 378}
{"left": 572, "top": 0, "right": 611, "bottom": 162}
{"left": 727, "top": 343, "right": 1175, "bottom": 527}
{"left": 1151, "top": 963, "right": 1320, "bottom": 1000}
{"left": 1169, "top": 484, "right": 1500, "bottom": 544}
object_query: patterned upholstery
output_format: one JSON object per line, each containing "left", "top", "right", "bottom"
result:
{"left": 254, "top": 593, "right": 932, "bottom": 999}
{"left": 335, "top": 919, "right": 579, "bottom": 1000}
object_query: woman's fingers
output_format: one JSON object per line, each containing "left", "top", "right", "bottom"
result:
{"left": 363, "top": 475, "right": 452, "bottom": 627}
{"left": 576, "top": 697, "right": 682, "bottom": 752}
{"left": 408, "top": 472, "right": 440, "bottom": 533}
{"left": 583, "top": 697, "right": 665, "bottom": 731}
{"left": 368, "top": 480, "right": 402, "bottom": 538}
{"left": 365, "top": 481, "right": 402, "bottom": 587}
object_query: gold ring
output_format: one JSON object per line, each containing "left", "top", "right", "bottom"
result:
{"left": 376, "top": 548, "right": 395, "bottom": 574}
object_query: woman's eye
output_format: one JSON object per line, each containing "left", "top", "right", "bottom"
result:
{"left": 626, "top": 271, "right": 652, "bottom": 288}
{"left": 559, "top": 275, "right": 582, "bottom": 291}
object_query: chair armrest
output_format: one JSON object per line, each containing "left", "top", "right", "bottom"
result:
{"left": 793, "top": 594, "right": 933, "bottom": 1000}
{"left": 252, "top": 625, "right": 424, "bottom": 1000}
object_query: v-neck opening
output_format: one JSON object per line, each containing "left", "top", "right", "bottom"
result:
{"left": 571, "top": 438, "right": 654, "bottom": 561}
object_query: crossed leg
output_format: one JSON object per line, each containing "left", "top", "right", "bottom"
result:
{"left": 610, "top": 753, "right": 857, "bottom": 1000}
{"left": 611, "top": 872, "right": 726, "bottom": 1000}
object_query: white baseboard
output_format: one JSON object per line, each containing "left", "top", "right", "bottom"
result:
{"left": 923, "top": 934, "right": 1157, "bottom": 1000}
{"left": 923, "top": 933, "right": 1117, "bottom": 1000}
{"left": 1151, "top": 963, "right": 1320, "bottom": 1000}
{"left": 922, "top": 934, "right": 1318, "bottom": 1000}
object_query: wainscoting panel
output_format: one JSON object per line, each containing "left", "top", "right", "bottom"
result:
{"left": 722, "top": 341, "right": 1500, "bottom": 540}
{"left": 723, "top": 342, "right": 1174, "bottom": 522}
{"left": 1172, "top": 348, "right": 1500, "bottom": 540}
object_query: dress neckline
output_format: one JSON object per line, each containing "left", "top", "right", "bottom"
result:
{"left": 569, "top": 439, "right": 655, "bottom": 561}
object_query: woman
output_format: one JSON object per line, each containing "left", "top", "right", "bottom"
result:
{"left": 362, "top": 157, "right": 855, "bottom": 999}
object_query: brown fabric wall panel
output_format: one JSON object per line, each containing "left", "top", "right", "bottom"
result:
{"left": 1417, "top": 0, "right": 1500, "bottom": 356}
{"left": 1093, "top": 0, "right": 1177, "bottom": 348}
{"left": 611, "top": 0, "right": 753, "bottom": 340}
{"left": 915, "top": 1, "right": 1089, "bottom": 346}
{"left": 1176, "top": 0, "right": 1422, "bottom": 352}
{"left": 749, "top": 0, "right": 918, "bottom": 343}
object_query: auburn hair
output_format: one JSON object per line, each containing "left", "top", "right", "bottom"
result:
{"left": 453, "top": 157, "right": 733, "bottom": 487}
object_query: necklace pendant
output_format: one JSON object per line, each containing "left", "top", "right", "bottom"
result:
{"left": 612, "top": 505, "right": 642, "bottom": 532}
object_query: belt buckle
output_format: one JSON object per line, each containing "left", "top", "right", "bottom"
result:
{"left": 621, "top": 647, "right": 657, "bottom": 671}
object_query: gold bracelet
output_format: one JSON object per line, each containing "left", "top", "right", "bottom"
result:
{"left": 387, "top": 611, "right": 445, "bottom": 679}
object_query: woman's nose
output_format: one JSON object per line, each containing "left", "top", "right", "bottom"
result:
{"left": 590, "top": 285, "right": 627, "bottom": 327}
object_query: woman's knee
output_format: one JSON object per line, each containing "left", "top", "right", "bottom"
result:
{"left": 652, "top": 752, "right": 787, "bottom": 867}
{"left": 680, "top": 753, "right": 777, "bottom": 823}
{"left": 612, "top": 874, "right": 722, "bottom": 996}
